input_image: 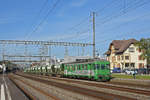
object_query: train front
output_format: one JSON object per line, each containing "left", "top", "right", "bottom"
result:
{"left": 94, "top": 61, "right": 111, "bottom": 81}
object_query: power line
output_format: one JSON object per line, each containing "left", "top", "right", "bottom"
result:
{"left": 44, "top": 0, "right": 121, "bottom": 42}
{"left": 26, "top": 0, "right": 61, "bottom": 40}
{"left": 96, "top": 27, "right": 150, "bottom": 44}
{"left": 96, "top": 0, "right": 150, "bottom": 26}
{"left": 64, "top": 0, "right": 119, "bottom": 38}
{"left": 94, "top": 0, "right": 150, "bottom": 43}
{"left": 25, "top": 0, "right": 49, "bottom": 39}
{"left": 68, "top": 0, "right": 150, "bottom": 44}
{"left": 96, "top": 0, "right": 119, "bottom": 13}
{"left": 100, "top": 11, "right": 150, "bottom": 37}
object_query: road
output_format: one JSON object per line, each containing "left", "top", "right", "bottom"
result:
{"left": 0, "top": 74, "right": 29, "bottom": 100}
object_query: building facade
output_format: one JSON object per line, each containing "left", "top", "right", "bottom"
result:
{"left": 105, "top": 39, "right": 147, "bottom": 70}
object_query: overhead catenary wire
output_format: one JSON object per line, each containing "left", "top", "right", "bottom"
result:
{"left": 26, "top": 0, "right": 61, "bottom": 40}
{"left": 25, "top": 0, "right": 49, "bottom": 39}
{"left": 95, "top": 0, "right": 150, "bottom": 44}
{"left": 54, "top": 0, "right": 119, "bottom": 42}
{"left": 62, "top": 0, "right": 138, "bottom": 42}
{"left": 48, "top": 0, "right": 148, "bottom": 43}
{"left": 96, "top": 0, "right": 150, "bottom": 26}
{"left": 94, "top": 0, "right": 150, "bottom": 55}
{"left": 96, "top": 0, "right": 120, "bottom": 13}
{"left": 100, "top": 11, "right": 150, "bottom": 38}
{"left": 96, "top": 27, "right": 150, "bottom": 45}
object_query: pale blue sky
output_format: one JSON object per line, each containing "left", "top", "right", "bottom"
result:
{"left": 0, "top": 0, "right": 150, "bottom": 58}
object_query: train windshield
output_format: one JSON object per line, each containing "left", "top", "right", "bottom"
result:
{"left": 101, "top": 64, "right": 105, "bottom": 70}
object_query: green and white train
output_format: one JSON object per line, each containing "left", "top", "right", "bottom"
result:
{"left": 24, "top": 59, "right": 112, "bottom": 81}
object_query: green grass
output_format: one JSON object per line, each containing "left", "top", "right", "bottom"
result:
{"left": 112, "top": 74, "right": 150, "bottom": 80}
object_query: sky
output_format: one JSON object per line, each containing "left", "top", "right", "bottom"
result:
{"left": 0, "top": 0, "right": 150, "bottom": 59}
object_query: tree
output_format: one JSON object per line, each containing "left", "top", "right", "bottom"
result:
{"left": 136, "top": 38, "right": 150, "bottom": 66}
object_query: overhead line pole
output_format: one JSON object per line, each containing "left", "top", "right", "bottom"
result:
{"left": 92, "top": 12, "right": 96, "bottom": 58}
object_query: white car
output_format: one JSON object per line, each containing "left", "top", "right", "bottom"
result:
{"left": 125, "top": 69, "right": 137, "bottom": 75}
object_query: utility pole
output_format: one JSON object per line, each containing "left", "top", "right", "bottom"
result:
{"left": 49, "top": 45, "right": 51, "bottom": 65}
{"left": 92, "top": 12, "right": 96, "bottom": 58}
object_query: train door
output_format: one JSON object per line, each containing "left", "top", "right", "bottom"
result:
{"left": 94, "top": 64, "right": 100, "bottom": 80}
{"left": 89, "top": 63, "right": 94, "bottom": 79}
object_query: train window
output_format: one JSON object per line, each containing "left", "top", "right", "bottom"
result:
{"left": 79, "top": 65, "right": 81, "bottom": 70}
{"left": 70, "top": 65, "right": 72, "bottom": 71}
{"left": 94, "top": 64, "right": 96, "bottom": 70}
{"left": 72, "top": 65, "right": 75, "bottom": 71}
{"left": 82, "top": 65, "right": 84, "bottom": 69}
{"left": 72, "top": 65, "right": 74, "bottom": 71}
{"left": 86, "top": 65, "right": 88, "bottom": 70}
{"left": 80, "top": 65, "right": 81, "bottom": 70}
{"left": 94, "top": 64, "right": 100, "bottom": 70}
{"left": 68, "top": 65, "right": 70, "bottom": 71}
{"left": 96, "top": 64, "right": 100, "bottom": 69}
{"left": 71, "top": 65, "right": 72, "bottom": 71}
{"left": 76, "top": 65, "right": 78, "bottom": 70}
{"left": 84, "top": 65, "right": 86, "bottom": 70}
{"left": 73, "top": 65, "right": 74, "bottom": 70}
{"left": 101, "top": 64, "right": 105, "bottom": 70}
{"left": 106, "top": 64, "right": 110, "bottom": 69}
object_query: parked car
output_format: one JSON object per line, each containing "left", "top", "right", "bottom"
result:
{"left": 138, "top": 68, "right": 147, "bottom": 74}
{"left": 112, "top": 67, "right": 121, "bottom": 73}
{"left": 125, "top": 69, "right": 137, "bottom": 75}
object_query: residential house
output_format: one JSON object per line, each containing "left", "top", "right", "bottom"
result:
{"left": 105, "top": 39, "right": 147, "bottom": 70}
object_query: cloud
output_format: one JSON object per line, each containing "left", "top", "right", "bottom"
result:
{"left": 70, "top": 0, "right": 88, "bottom": 7}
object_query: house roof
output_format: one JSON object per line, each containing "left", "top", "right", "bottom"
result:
{"left": 105, "top": 39, "right": 137, "bottom": 55}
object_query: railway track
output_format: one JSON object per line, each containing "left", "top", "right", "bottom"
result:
{"left": 108, "top": 81, "right": 150, "bottom": 88}
{"left": 15, "top": 73, "right": 140, "bottom": 100}
{"left": 25, "top": 73, "right": 150, "bottom": 89}
{"left": 8, "top": 74, "right": 60, "bottom": 100}
{"left": 9, "top": 75, "right": 36, "bottom": 100}
{"left": 48, "top": 75, "right": 150, "bottom": 96}
{"left": 24, "top": 73, "right": 150, "bottom": 96}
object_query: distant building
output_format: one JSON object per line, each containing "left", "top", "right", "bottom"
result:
{"left": 105, "top": 39, "right": 147, "bottom": 70}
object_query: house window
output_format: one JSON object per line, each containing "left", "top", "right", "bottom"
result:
{"left": 129, "top": 47, "right": 135, "bottom": 52}
{"left": 131, "top": 63, "right": 135, "bottom": 67}
{"left": 125, "top": 63, "right": 129, "bottom": 67}
{"left": 125, "top": 56, "right": 129, "bottom": 60}
{"left": 117, "top": 56, "right": 120, "bottom": 61}
{"left": 139, "top": 63, "right": 144, "bottom": 68}
{"left": 121, "top": 56, "right": 124, "bottom": 60}
{"left": 112, "top": 56, "right": 116, "bottom": 62}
